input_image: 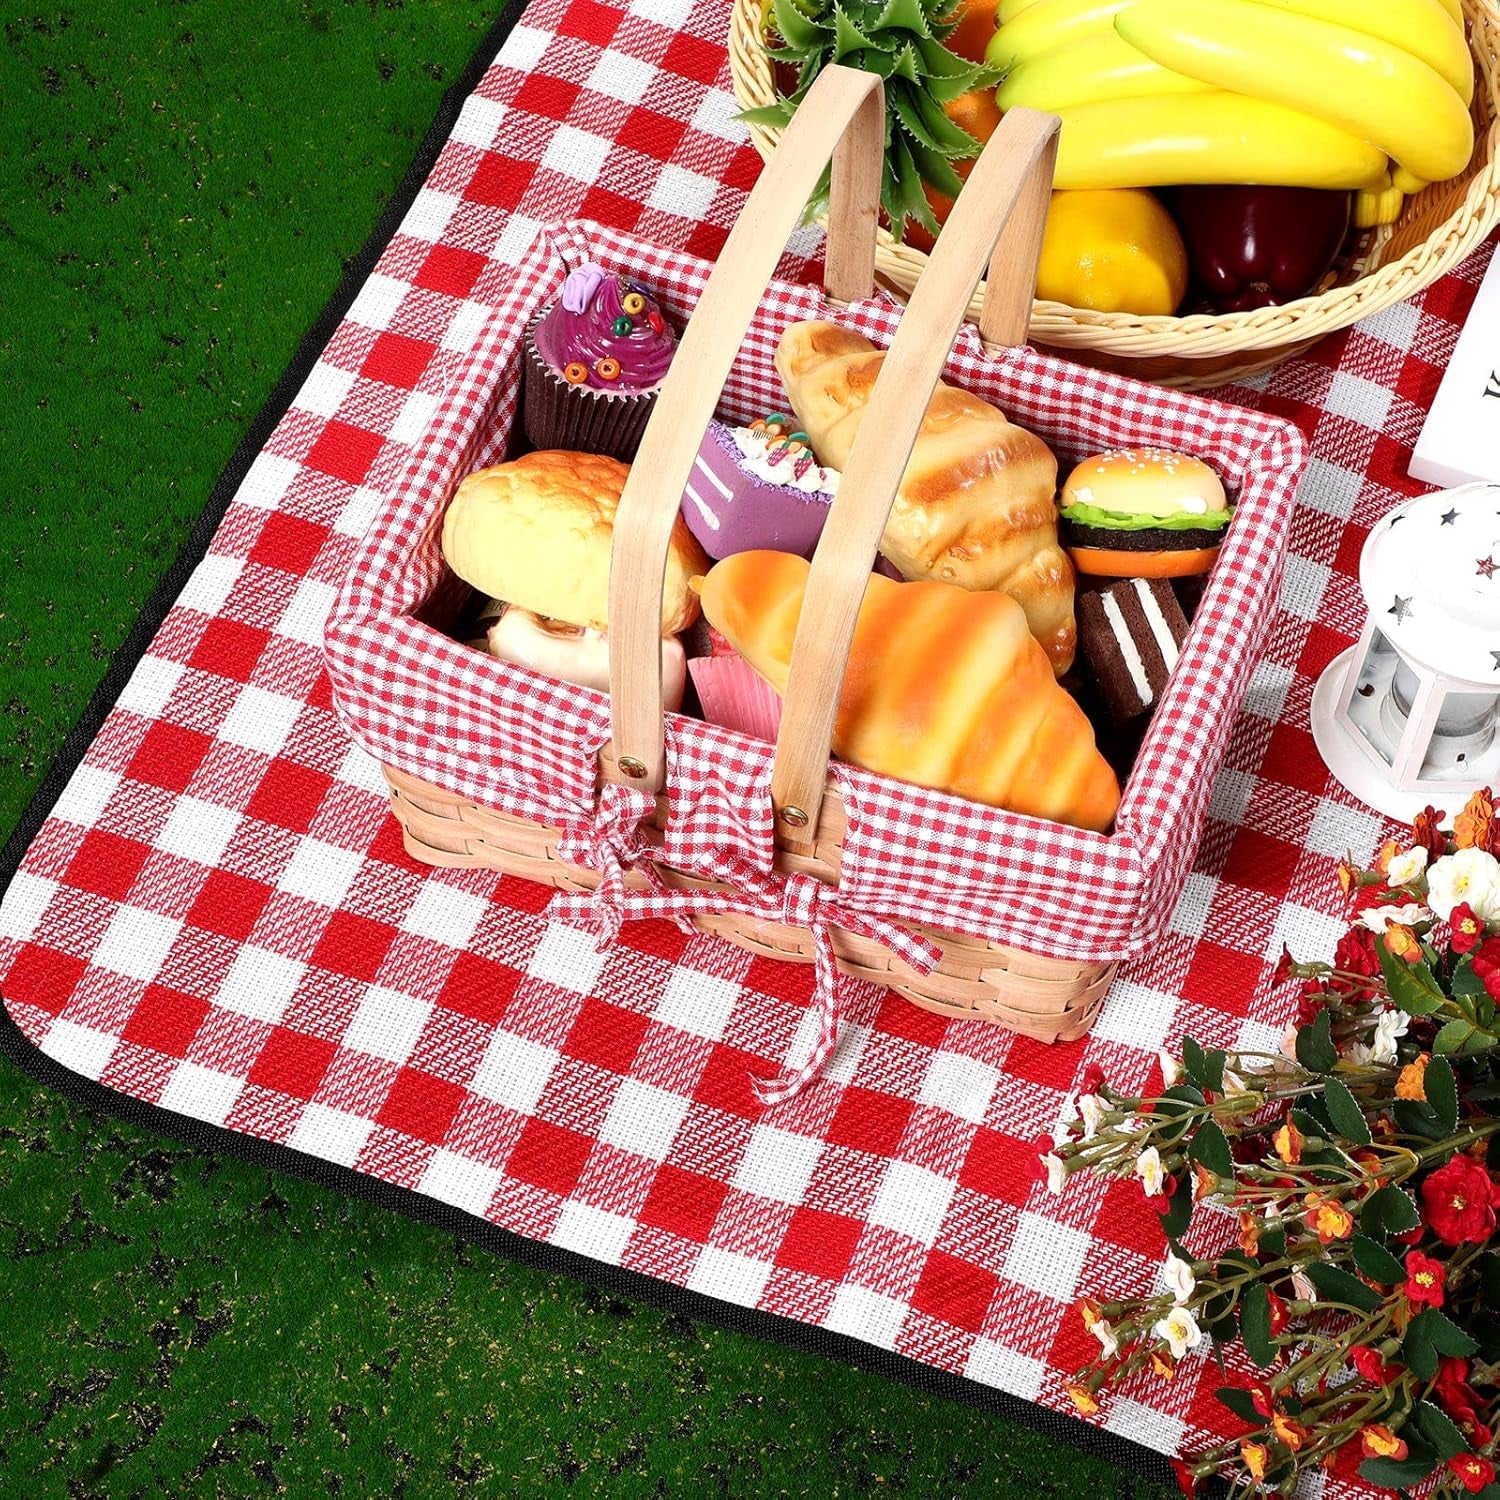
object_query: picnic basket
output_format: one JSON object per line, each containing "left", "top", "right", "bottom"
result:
{"left": 728, "top": 0, "right": 1500, "bottom": 389}
{"left": 323, "top": 67, "right": 1306, "bottom": 1076}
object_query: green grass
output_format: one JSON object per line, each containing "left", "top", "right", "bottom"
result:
{"left": 0, "top": 3, "right": 1176, "bottom": 1493}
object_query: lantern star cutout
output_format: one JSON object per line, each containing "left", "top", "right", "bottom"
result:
{"left": 1492, "top": 650, "right": 1500, "bottom": 672}
{"left": 1389, "top": 595, "right": 1414, "bottom": 623}
{"left": 1441, "top": 508, "right": 1460, "bottom": 526}
{"left": 1480, "top": 555, "right": 1499, "bottom": 579}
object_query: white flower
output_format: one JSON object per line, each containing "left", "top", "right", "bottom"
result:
{"left": 1158, "top": 1051, "right": 1182, "bottom": 1086}
{"left": 1091, "top": 1318, "right": 1120, "bottom": 1360}
{"left": 1426, "top": 847, "right": 1500, "bottom": 923}
{"left": 1369, "top": 1008, "right": 1410, "bottom": 1065}
{"left": 1153, "top": 1306, "right": 1203, "bottom": 1361}
{"left": 1281, "top": 1027, "right": 1301, "bottom": 1061}
{"left": 1078, "top": 1093, "right": 1107, "bottom": 1142}
{"left": 1135, "top": 1146, "right": 1165, "bottom": 1197}
{"left": 1358, "top": 901, "right": 1430, "bottom": 934}
{"left": 1043, "top": 1154, "right": 1068, "bottom": 1195}
{"left": 1222, "top": 1069, "right": 1250, "bottom": 1096}
{"left": 1291, "top": 1269, "right": 1316, "bottom": 1303}
{"left": 1162, "top": 1254, "right": 1196, "bottom": 1305}
{"left": 1346, "top": 1041, "right": 1374, "bottom": 1066}
{"left": 1386, "top": 845, "right": 1429, "bottom": 887}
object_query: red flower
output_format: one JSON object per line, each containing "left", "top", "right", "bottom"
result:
{"left": 1273, "top": 946, "right": 1296, "bottom": 985}
{"left": 1450, "top": 902, "right": 1484, "bottom": 955}
{"left": 1295, "top": 985, "right": 1328, "bottom": 1025}
{"left": 1449, "top": 1454, "right": 1496, "bottom": 1493}
{"left": 1411, "top": 805, "right": 1448, "bottom": 861}
{"left": 1350, "top": 1344, "right": 1402, "bottom": 1387}
{"left": 1470, "top": 937, "right": 1500, "bottom": 1001}
{"left": 1169, "top": 1459, "right": 1197, "bottom": 1497}
{"left": 1265, "top": 1290, "right": 1289, "bottom": 1336}
{"left": 1422, "top": 1155, "right": 1500, "bottom": 1246}
{"left": 1436, "top": 1357, "right": 1484, "bottom": 1432}
{"left": 1404, "top": 1250, "right": 1447, "bottom": 1308}
{"left": 1247, "top": 1381, "right": 1275, "bottom": 1419}
{"left": 1079, "top": 1061, "right": 1106, "bottom": 1096}
{"left": 1331, "top": 927, "right": 1380, "bottom": 990}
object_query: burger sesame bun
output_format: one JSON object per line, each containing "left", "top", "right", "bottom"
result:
{"left": 1061, "top": 449, "right": 1227, "bottom": 519}
{"left": 1059, "top": 448, "right": 1229, "bottom": 580}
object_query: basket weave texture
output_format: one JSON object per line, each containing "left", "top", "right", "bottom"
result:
{"left": 727, "top": 0, "right": 1500, "bottom": 388}
{"left": 323, "top": 206, "right": 1305, "bottom": 1066}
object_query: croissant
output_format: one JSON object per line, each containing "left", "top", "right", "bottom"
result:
{"left": 776, "top": 321, "right": 1076, "bottom": 676}
{"left": 698, "top": 551, "right": 1120, "bottom": 833}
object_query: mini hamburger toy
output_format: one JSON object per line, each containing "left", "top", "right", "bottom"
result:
{"left": 1076, "top": 577, "right": 1190, "bottom": 724}
{"left": 1059, "top": 448, "right": 1230, "bottom": 578}
{"left": 523, "top": 263, "right": 678, "bottom": 462}
{"left": 441, "top": 450, "right": 705, "bottom": 710}
{"left": 679, "top": 413, "right": 840, "bottom": 560}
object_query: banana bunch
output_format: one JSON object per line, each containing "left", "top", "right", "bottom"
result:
{"left": 987, "top": 0, "right": 1475, "bottom": 194}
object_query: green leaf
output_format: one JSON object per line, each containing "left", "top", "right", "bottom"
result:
{"left": 1239, "top": 1284, "right": 1276, "bottom": 1368}
{"left": 1452, "top": 955, "right": 1489, "bottom": 998}
{"left": 884, "top": 38, "right": 923, "bottom": 84}
{"left": 1214, "top": 1386, "right": 1264, "bottom": 1425}
{"left": 1259, "top": 1227, "right": 1286, "bottom": 1259}
{"left": 1189, "top": 1120, "right": 1234, "bottom": 1184}
{"left": 1159, "top": 1180, "right": 1192, "bottom": 1241}
{"left": 1413, "top": 1306, "right": 1478, "bottom": 1357}
{"left": 1410, "top": 1399, "right": 1468, "bottom": 1461}
{"left": 1358, "top": 1438, "right": 1439, "bottom": 1489}
{"left": 1305, "top": 1260, "right": 1382, "bottom": 1312}
{"left": 1360, "top": 1183, "right": 1421, "bottom": 1239}
{"left": 1405, "top": 1312, "right": 1440, "bottom": 1380}
{"left": 871, "top": 0, "right": 937, "bottom": 40}
{"left": 1425, "top": 1055, "right": 1459, "bottom": 1134}
{"left": 770, "top": 0, "right": 828, "bottom": 51}
{"left": 1350, "top": 1233, "right": 1407, "bottom": 1285}
{"left": 1433, "top": 1016, "right": 1493, "bottom": 1056}
{"left": 736, "top": 102, "right": 797, "bottom": 128}
{"left": 889, "top": 85, "right": 972, "bottom": 156}
{"left": 1323, "top": 1076, "right": 1373, "bottom": 1146}
{"left": 1378, "top": 939, "right": 1448, "bottom": 1016}
{"left": 904, "top": 135, "right": 965, "bottom": 198}
{"left": 1296, "top": 1009, "right": 1339, "bottom": 1073}
{"left": 1183, "top": 1036, "right": 1227, "bottom": 1094}
{"left": 832, "top": 6, "right": 877, "bottom": 59}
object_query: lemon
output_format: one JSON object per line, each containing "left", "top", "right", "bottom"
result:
{"left": 1036, "top": 189, "right": 1188, "bottom": 315}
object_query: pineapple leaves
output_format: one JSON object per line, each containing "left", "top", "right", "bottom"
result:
{"left": 736, "top": 102, "right": 797, "bottom": 129}
{"left": 890, "top": 82, "right": 980, "bottom": 158}
{"left": 905, "top": 134, "right": 966, "bottom": 199}
{"left": 770, "top": 0, "right": 828, "bottom": 53}
{"left": 871, "top": 0, "right": 937, "bottom": 43}
{"left": 833, "top": 5, "right": 882, "bottom": 59}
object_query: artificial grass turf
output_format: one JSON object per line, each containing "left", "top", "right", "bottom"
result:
{"left": 0, "top": 3, "right": 1180, "bottom": 1494}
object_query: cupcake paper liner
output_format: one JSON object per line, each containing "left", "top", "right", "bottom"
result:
{"left": 687, "top": 653, "right": 783, "bottom": 744}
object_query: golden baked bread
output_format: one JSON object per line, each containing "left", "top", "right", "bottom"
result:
{"left": 698, "top": 551, "right": 1119, "bottom": 832}
{"left": 441, "top": 451, "right": 706, "bottom": 636}
{"left": 775, "top": 322, "right": 1076, "bottom": 675}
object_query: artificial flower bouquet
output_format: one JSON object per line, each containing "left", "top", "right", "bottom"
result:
{"left": 1045, "top": 791, "right": 1500, "bottom": 1497}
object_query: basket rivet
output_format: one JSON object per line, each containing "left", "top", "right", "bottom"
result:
{"left": 779, "top": 805, "right": 810, "bottom": 829}
{"left": 618, "top": 756, "right": 649, "bottom": 780}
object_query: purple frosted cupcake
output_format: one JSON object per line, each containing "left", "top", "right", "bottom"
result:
{"left": 680, "top": 414, "right": 840, "bottom": 560}
{"left": 522, "top": 262, "right": 678, "bottom": 461}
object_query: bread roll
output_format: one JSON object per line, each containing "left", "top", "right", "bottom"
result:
{"left": 441, "top": 451, "right": 706, "bottom": 636}
{"left": 698, "top": 551, "right": 1119, "bottom": 832}
{"left": 775, "top": 322, "right": 1075, "bottom": 675}
{"left": 488, "top": 608, "right": 686, "bottom": 710}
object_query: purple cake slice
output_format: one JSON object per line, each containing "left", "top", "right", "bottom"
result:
{"left": 680, "top": 414, "right": 840, "bottom": 561}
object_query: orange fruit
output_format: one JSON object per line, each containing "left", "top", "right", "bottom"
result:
{"left": 1035, "top": 189, "right": 1188, "bottom": 316}
{"left": 945, "top": 0, "right": 1000, "bottom": 63}
{"left": 902, "top": 88, "right": 1003, "bottom": 255}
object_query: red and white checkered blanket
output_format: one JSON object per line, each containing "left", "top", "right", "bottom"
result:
{"left": 0, "top": 0, "right": 1486, "bottom": 1486}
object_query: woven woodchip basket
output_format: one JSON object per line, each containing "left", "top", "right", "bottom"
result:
{"left": 728, "top": 0, "right": 1500, "bottom": 389}
{"left": 390, "top": 72, "right": 1114, "bottom": 1043}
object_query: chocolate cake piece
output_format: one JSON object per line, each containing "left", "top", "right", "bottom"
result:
{"left": 1076, "top": 577, "right": 1190, "bottom": 723}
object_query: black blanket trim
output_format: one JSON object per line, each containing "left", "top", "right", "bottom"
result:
{"left": 0, "top": 8, "right": 1185, "bottom": 1489}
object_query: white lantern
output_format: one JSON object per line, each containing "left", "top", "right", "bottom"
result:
{"left": 1310, "top": 483, "right": 1500, "bottom": 821}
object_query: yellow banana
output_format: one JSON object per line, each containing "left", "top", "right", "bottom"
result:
{"left": 1393, "top": 166, "right": 1431, "bottom": 194}
{"left": 1354, "top": 185, "right": 1406, "bottom": 227}
{"left": 1117, "top": 0, "right": 1475, "bottom": 184}
{"left": 997, "top": 30, "right": 1209, "bottom": 110}
{"left": 1252, "top": 0, "right": 1473, "bottom": 103}
{"left": 996, "top": 0, "right": 1049, "bottom": 21}
{"left": 986, "top": 0, "right": 1129, "bottom": 71}
{"left": 1051, "top": 92, "right": 1390, "bottom": 190}
{"left": 1435, "top": 0, "right": 1465, "bottom": 22}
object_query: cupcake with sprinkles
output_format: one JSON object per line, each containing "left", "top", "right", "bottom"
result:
{"left": 522, "top": 262, "right": 678, "bottom": 461}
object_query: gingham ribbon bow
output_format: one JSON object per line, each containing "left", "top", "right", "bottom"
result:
{"left": 555, "top": 804, "right": 942, "bottom": 1105}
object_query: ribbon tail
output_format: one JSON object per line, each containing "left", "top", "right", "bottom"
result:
{"left": 752, "top": 924, "right": 844, "bottom": 1108}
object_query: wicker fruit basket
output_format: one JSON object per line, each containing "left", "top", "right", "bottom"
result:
{"left": 324, "top": 68, "right": 1306, "bottom": 1078}
{"left": 728, "top": 0, "right": 1500, "bottom": 389}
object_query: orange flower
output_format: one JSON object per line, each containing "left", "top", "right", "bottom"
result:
{"left": 1066, "top": 1381, "right": 1100, "bottom": 1416}
{"left": 1150, "top": 1351, "right": 1176, "bottom": 1381}
{"left": 1397, "top": 1054, "right": 1430, "bottom": 1101}
{"left": 1238, "top": 1213, "right": 1260, "bottom": 1256}
{"left": 1274, "top": 1118, "right": 1304, "bottom": 1165}
{"left": 1374, "top": 838, "right": 1403, "bottom": 873}
{"left": 1385, "top": 923, "right": 1422, "bottom": 962}
{"left": 1411, "top": 805, "right": 1448, "bottom": 860}
{"left": 1304, "top": 1193, "right": 1355, "bottom": 1243}
{"left": 1273, "top": 1413, "right": 1310, "bottom": 1451}
{"left": 1338, "top": 858, "right": 1359, "bottom": 896}
{"left": 1361, "top": 1425, "right": 1408, "bottom": 1460}
{"left": 1240, "top": 1441, "right": 1270, "bottom": 1483}
{"left": 1078, "top": 1299, "right": 1103, "bottom": 1331}
{"left": 1193, "top": 1162, "right": 1218, "bottom": 1199}
{"left": 1455, "top": 789, "right": 1497, "bottom": 852}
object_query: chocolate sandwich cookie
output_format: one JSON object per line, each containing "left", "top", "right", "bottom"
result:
{"left": 1076, "top": 576, "right": 1190, "bottom": 723}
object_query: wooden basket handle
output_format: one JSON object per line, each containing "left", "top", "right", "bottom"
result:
{"left": 606, "top": 64, "right": 886, "bottom": 790}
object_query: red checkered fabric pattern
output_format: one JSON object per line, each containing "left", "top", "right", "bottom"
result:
{"left": 0, "top": 0, "right": 1487, "bottom": 1487}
